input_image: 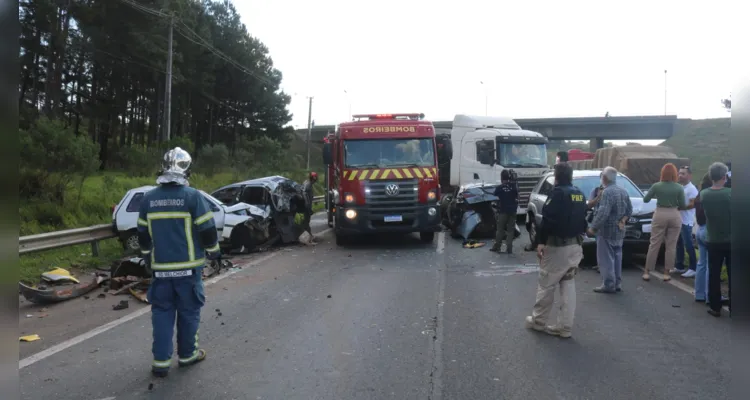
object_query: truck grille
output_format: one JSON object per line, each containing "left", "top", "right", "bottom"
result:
{"left": 516, "top": 177, "right": 540, "bottom": 208}
{"left": 365, "top": 179, "right": 419, "bottom": 217}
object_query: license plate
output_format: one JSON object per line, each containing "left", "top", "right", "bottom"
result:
{"left": 154, "top": 270, "right": 193, "bottom": 278}
{"left": 384, "top": 215, "right": 403, "bottom": 223}
{"left": 642, "top": 224, "right": 652, "bottom": 233}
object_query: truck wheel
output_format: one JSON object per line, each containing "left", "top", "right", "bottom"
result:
{"left": 420, "top": 232, "right": 435, "bottom": 243}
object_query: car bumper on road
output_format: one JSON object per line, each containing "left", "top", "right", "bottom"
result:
{"left": 336, "top": 204, "right": 442, "bottom": 234}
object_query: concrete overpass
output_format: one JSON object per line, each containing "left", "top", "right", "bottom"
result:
{"left": 295, "top": 115, "right": 678, "bottom": 152}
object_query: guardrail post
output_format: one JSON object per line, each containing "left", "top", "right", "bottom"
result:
{"left": 91, "top": 241, "right": 100, "bottom": 257}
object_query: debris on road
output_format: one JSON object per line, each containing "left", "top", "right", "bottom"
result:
{"left": 463, "top": 240, "right": 485, "bottom": 249}
{"left": 97, "top": 293, "right": 106, "bottom": 299}
{"left": 20, "top": 334, "right": 41, "bottom": 342}
{"left": 113, "top": 300, "right": 129, "bottom": 311}
{"left": 19, "top": 270, "right": 108, "bottom": 305}
{"left": 327, "top": 294, "right": 332, "bottom": 298}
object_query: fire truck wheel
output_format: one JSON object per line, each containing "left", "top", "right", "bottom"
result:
{"left": 419, "top": 232, "right": 435, "bottom": 243}
{"left": 335, "top": 231, "right": 350, "bottom": 246}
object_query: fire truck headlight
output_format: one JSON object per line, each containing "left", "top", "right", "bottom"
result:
{"left": 427, "top": 190, "right": 437, "bottom": 201}
{"left": 345, "top": 209, "right": 357, "bottom": 219}
{"left": 344, "top": 193, "right": 355, "bottom": 203}
{"left": 428, "top": 207, "right": 437, "bottom": 217}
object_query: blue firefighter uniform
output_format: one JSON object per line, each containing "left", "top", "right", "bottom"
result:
{"left": 137, "top": 179, "right": 220, "bottom": 376}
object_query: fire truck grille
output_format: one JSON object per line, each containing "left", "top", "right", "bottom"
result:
{"left": 516, "top": 176, "right": 540, "bottom": 209}
{"left": 365, "top": 179, "right": 419, "bottom": 215}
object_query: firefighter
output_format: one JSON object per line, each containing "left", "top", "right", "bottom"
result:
{"left": 137, "top": 147, "right": 221, "bottom": 378}
{"left": 302, "top": 171, "right": 319, "bottom": 244}
{"left": 525, "top": 162, "right": 587, "bottom": 338}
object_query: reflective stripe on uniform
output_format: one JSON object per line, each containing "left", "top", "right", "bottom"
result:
{"left": 137, "top": 218, "right": 148, "bottom": 226}
{"left": 205, "top": 243, "right": 220, "bottom": 253}
{"left": 151, "top": 258, "right": 206, "bottom": 271}
{"left": 141, "top": 249, "right": 151, "bottom": 255}
{"left": 178, "top": 333, "right": 200, "bottom": 363}
{"left": 194, "top": 211, "right": 213, "bottom": 225}
{"left": 153, "top": 359, "right": 171, "bottom": 368}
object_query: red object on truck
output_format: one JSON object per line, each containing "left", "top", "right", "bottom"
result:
{"left": 321, "top": 113, "right": 442, "bottom": 245}
{"left": 567, "top": 149, "right": 595, "bottom": 161}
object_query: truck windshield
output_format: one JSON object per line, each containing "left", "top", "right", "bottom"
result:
{"left": 497, "top": 142, "right": 547, "bottom": 168}
{"left": 344, "top": 138, "right": 436, "bottom": 168}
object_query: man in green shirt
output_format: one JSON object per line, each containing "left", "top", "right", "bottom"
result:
{"left": 700, "top": 162, "right": 731, "bottom": 317}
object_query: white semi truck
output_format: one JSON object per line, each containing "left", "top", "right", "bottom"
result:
{"left": 435, "top": 114, "right": 550, "bottom": 220}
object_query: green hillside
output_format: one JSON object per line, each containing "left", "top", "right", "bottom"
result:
{"left": 661, "top": 118, "right": 730, "bottom": 183}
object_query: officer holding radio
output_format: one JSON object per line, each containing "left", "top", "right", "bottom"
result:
{"left": 138, "top": 147, "right": 221, "bottom": 378}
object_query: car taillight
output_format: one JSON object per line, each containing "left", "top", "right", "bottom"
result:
{"left": 111, "top": 205, "right": 116, "bottom": 214}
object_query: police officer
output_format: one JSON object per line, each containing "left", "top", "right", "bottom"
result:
{"left": 302, "top": 171, "right": 318, "bottom": 244}
{"left": 137, "top": 147, "right": 221, "bottom": 378}
{"left": 491, "top": 169, "right": 519, "bottom": 254}
{"left": 525, "top": 162, "right": 587, "bottom": 339}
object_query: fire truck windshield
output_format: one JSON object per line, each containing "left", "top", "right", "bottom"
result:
{"left": 344, "top": 138, "right": 435, "bottom": 169}
{"left": 497, "top": 142, "right": 548, "bottom": 168}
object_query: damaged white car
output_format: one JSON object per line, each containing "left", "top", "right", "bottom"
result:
{"left": 111, "top": 185, "right": 267, "bottom": 253}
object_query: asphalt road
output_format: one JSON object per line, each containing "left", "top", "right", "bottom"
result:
{"left": 20, "top": 220, "right": 731, "bottom": 400}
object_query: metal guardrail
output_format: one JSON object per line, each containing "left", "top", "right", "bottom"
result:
{"left": 19, "top": 196, "right": 325, "bottom": 256}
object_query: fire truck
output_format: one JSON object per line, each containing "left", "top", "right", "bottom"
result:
{"left": 321, "top": 113, "right": 442, "bottom": 245}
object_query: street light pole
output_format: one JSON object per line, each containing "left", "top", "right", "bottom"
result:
{"left": 664, "top": 69, "right": 667, "bottom": 115}
{"left": 480, "top": 81, "right": 487, "bottom": 116}
{"left": 344, "top": 90, "right": 351, "bottom": 120}
{"left": 306, "top": 96, "right": 313, "bottom": 170}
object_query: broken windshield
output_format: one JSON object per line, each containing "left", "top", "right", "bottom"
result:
{"left": 344, "top": 138, "right": 436, "bottom": 168}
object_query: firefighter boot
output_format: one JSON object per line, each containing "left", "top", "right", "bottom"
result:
{"left": 178, "top": 348, "right": 207, "bottom": 368}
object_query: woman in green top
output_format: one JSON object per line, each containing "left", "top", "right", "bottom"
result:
{"left": 642, "top": 163, "right": 686, "bottom": 281}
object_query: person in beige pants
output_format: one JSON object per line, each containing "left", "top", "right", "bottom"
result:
{"left": 642, "top": 163, "right": 686, "bottom": 281}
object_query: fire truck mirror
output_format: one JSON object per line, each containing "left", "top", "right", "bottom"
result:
{"left": 322, "top": 142, "right": 332, "bottom": 165}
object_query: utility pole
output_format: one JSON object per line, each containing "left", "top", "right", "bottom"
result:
{"left": 480, "top": 81, "right": 487, "bottom": 116}
{"left": 664, "top": 69, "right": 667, "bottom": 115}
{"left": 306, "top": 96, "right": 313, "bottom": 170}
{"left": 163, "top": 14, "right": 174, "bottom": 142}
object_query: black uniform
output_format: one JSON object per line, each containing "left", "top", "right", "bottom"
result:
{"left": 492, "top": 181, "right": 519, "bottom": 253}
{"left": 538, "top": 183, "right": 587, "bottom": 246}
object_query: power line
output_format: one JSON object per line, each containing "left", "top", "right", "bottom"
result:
{"left": 116, "top": 0, "right": 277, "bottom": 87}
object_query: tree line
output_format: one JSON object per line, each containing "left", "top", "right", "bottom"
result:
{"left": 19, "top": 0, "right": 295, "bottom": 200}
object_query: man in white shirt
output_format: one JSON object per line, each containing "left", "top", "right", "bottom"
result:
{"left": 674, "top": 166, "right": 699, "bottom": 277}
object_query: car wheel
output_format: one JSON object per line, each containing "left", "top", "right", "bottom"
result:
{"left": 420, "top": 232, "right": 435, "bottom": 243}
{"left": 122, "top": 230, "right": 140, "bottom": 251}
{"left": 230, "top": 225, "right": 253, "bottom": 253}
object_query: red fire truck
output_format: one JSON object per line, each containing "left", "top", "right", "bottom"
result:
{"left": 321, "top": 113, "right": 442, "bottom": 245}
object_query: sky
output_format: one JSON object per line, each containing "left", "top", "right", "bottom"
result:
{"left": 235, "top": 0, "right": 733, "bottom": 142}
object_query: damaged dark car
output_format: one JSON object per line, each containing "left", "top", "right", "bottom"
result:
{"left": 440, "top": 181, "right": 521, "bottom": 242}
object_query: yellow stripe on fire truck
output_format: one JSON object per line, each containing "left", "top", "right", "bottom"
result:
{"left": 344, "top": 168, "right": 437, "bottom": 181}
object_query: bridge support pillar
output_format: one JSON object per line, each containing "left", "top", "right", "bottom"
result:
{"left": 589, "top": 138, "right": 604, "bottom": 152}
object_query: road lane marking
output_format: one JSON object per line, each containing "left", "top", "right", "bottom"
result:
{"left": 19, "top": 251, "right": 281, "bottom": 370}
{"left": 637, "top": 266, "right": 729, "bottom": 312}
{"left": 429, "top": 231, "right": 446, "bottom": 400}
{"left": 436, "top": 231, "right": 445, "bottom": 254}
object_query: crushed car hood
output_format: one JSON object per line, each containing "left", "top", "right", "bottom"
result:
{"left": 630, "top": 197, "right": 656, "bottom": 216}
{"left": 224, "top": 202, "right": 270, "bottom": 218}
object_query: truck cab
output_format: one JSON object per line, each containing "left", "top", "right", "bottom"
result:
{"left": 322, "top": 113, "right": 443, "bottom": 245}
{"left": 436, "top": 114, "right": 550, "bottom": 219}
